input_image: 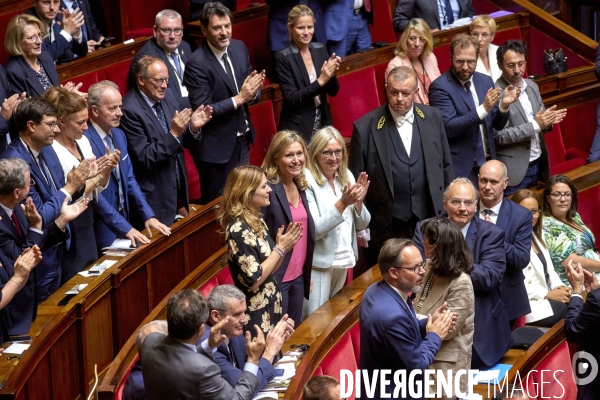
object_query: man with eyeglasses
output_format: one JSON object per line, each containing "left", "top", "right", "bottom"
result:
{"left": 121, "top": 56, "right": 213, "bottom": 227}
{"left": 129, "top": 9, "right": 192, "bottom": 109}
{"left": 429, "top": 34, "right": 520, "bottom": 185}
{"left": 359, "top": 238, "right": 455, "bottom": 399}
{"left": 350, "top": 66, "right": 454, "bottom": 267}
{"left": 413, "top": 177, "right": 511, "bottom": 370}
{"left": 494, "top": 40, "right": 566, "bottom": 195}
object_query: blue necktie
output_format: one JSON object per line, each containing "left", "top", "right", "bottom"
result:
{"left": 104, "top": 133, "right": 126, "bottom": 218}
{"left": 171, "top": 52, "right": 183, "bottom": 78}
{"left": 444, "top": 0, "right": 455, "bottom": 25}
{"left": 153, "top": 102, "right": 181, "bottom": 189}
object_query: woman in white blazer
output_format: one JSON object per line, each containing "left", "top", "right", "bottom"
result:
{"left": 303, "top": 126, "right": 371, "bottom": 318}
{"left": 470, "top": 15, "right": 502, "bottom": 83}
{"left": 513, "top": 189, "right": 570, "bottom": 327}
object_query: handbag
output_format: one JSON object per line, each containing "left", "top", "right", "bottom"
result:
{"left": 543, "top": 48, "right": 568, "bottom": 75}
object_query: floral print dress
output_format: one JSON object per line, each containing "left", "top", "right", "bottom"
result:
{"left": 226, "top": 218, "right": 283, "bottom": 337}
{"left": 542, "top": 213, "right": 600, "bottom": 285}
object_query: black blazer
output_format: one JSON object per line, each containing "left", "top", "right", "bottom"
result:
{"left": 274, "top": 42, "right": 339, "bottom": 144}
{"left": 5, "top": 52, "right": 59, "bottom": 98}
{"left": 60, "top": 0, "right": 102, "bottom": 41}
{"left": 262, "top": 181, "right": 315, "bottom": 299}
{"left": 129, "top": 38, "right": 192, "bottom": 109}
{"left": 0, "top": 66, "right": 10, "bottom": 153}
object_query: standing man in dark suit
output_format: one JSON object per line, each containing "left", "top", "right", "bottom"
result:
{"left": 564, "top": 261, "right": 600, "bottom": 400}
{"left": 429, "top": 34, "right": 518, "bottom": 184}
{"left": 60, "top": 0, "right": 105, "bottom": 53}
{"left": 359, "top": 238, "right": 454, "bottom": 399}
{"left": 183, "top": 2, "right": 265, "bottom": 204}
{"left": 141, "top": 289, "right": 263, "bottom": 400}
{"left": 323, "top": 0, "right": 372, "bottom": 56}
{"left": 393, "top": 0, "right": 474, "bottom": 32}
{"left": 494, "top": 40, "right": 566, "bottom": 195}
{"left": 85, "top": 80, "right": 172, "bottom": 250}
{"left": 478, "top": 160, "right": 532, "bottom": 326}
{"left": 122, "top": 56, "right": 212, "bottom": 226}
{"left": 265, "top": 0, "right": 326, "bottom": 53}
{"left": 350, "top": 66, "right": 454, "bottom": 267}
{"left": 413, "top": 178, "right": 512, "bottom": 369}
{"left": 129, "top": 9, "right": 192, "bottom": 109}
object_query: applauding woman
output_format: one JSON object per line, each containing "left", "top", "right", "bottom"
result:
{"left": 218, "top": 165, "right": 303, "bottom": 336}
{"left": 274, "top": 5, "right": 340, "bottom": 143}
{"left": 304, "top": 126, "right": 370, "bottom": 317}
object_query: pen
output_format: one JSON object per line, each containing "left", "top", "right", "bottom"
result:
{"left": 7, "top": 356, "right": 17, "bottom": 361}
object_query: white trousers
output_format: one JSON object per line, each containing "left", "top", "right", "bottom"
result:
{"left": 302, "top": 267, "right": 348, "bottom": 319}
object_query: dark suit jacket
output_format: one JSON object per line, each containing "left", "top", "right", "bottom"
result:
{"left": 121, "top": 87, "right": 194, "bottom": 225}
{"left": 84, "top": 124, "right": 156, "bottom": 248}
{"left": 24, "top": 7, "right": 88, "bottom": 62}
{"left": 60, "top": 0, "right": 103, "bottom": 41}
{"left": 564, "top": 289, "right": 600, "bottom": 400}
{"left": 129, "top": 38, "right": 192, "bottom": 109}
{"left": 123, "top": 360, "right": 145, "bottom": 400}
{"left": 0, "top": 250, "right": 18, "bottom": 343}
{"left": 359, "top": 280, "right": 442, "bottom": 399}
{"left": 5, "top": 52, "right": 59, "bottom": 98}
{"left": 141, "top": 333, "right": 259, "bottom": 400}
{"left": 414, "top": 216, "right": 512, "bottom": 367}
{"left": 349, "top": 103, "right": 454, "bottom": 251}
{"left": 265, "top": 0, "right": 326, "bottom": 52}
{"left": 274, "top": 42, "right": 339, "bottom": 143}
{"left": 0, "top": 66, "right": 11, "bottom": 153}
{"left": 393, "top": 0, "right": 474, "bottom": 32}
{"left": 429, "top": 70, "right": 510, "bottom": 179}
{"left": 262, "top": 181, "right": 315, "bottom": 299}
{"left": 323, "top": 0, "right": 373, "bottom": 41}
{"left": 492, "top": 199, "right": 532, "bottom": 321}
{"left": 494, "top": 76, "right": 551, "bottom": 186}
{"left": 183, "top": 39, "right": 258, "bottom": 164}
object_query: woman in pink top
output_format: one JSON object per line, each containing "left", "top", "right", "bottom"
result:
{"left": 385, "top": 18, "right": 440, "bottom": 105}
{"left": 261, "top": 131, "right": 316, "bottom": 326}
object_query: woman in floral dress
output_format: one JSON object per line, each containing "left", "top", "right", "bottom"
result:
{"left": 217, "top": 165, "right": 303, "bottom": 337}
{"left": 542, "top": 175, "right": 600, "bottom": 285}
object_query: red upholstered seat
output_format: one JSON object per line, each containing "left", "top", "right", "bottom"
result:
{"left": 216, "top": 266, "right": 235, "bottom": 285}
{"left": 184, "top": 149, "right": 201, "bottom": 202}
{"left": 544, "top": 124, "right": 586, "bottom": 175}
{"left": 0, "top": 8, "right": 29, "bottom": 65}
{"left": 198, "top": 276, "right": 219, "bottom": 298}
{"left": 433, "top": 45, "right": 452, "bottom": 75}
{"left": 249, "top": 100, "right": 277, "bottom": 166}
{"left": 318, "top": 333, "right": 359, "bottom": 400}
{"left": 493, "top": 27, "right": 523, "bottom": 45}
{"left": 512, "top": 316, "right": 526, "bottom": 330}
{"left": 232, "top": 11, "right": 271, "bottom": 77}
{"left": 577, "top": 184, "right": 600, "bottom": 244}
{"left": 126, "top": 28, "right": 153, "bottom": 40}
{"left": 373, "top": 62, "right": 389, "bottom": 105}
{"left": 329, "top": 67, "right": 380, "bottom": 138}
{"left": 61, "top": 71, "right": 101, "bottom": 94}
{"left": 369, "top": 0, "right": 396, "bottom": 43}
{"left": 115, "top": 354, "right": 140, "bottom": 400}
{"left": 525, "top": 341, "right": 577, "bottom": 400}
{"left": 103, "top": 59, "right": 135, "bottom": 96}
{"left": 349, "top": 322, "right": 360, "bottom": 363}
{"left": 560, "top": 100, "right": 598, "bottom": 157}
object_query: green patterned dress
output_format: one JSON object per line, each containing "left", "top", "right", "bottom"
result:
{"left": 542, "top": 213, "right": 600, "bottom": 285}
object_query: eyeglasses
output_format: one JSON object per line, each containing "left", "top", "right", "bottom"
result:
{"left": 147, "top": 76, "right": 170, "bottom": 85}
{"left": 407, "top": 36, "right": 427, "bottom": 44}
{"left": 454, "top": 59, "right": 477, "bottom": 67}
{"left": 157, "top": 27, "right": 184, "bottom": 36}
{"left": 448, "top": 198, "right": 476, "bottom": 207}
{"left": 321, "top": 149, "right": 343, "bottom": 159}
{"left": 28, "top": 178, "right": 35, "bottom": 187}
{"left": 549, "top": 192, "right": 572, "bottom": 200}
{"left": 24, "top": 33, "right": 45, "bottom": 43}
{"left": 393, "top": 260, "right": 426, "bottom": 274}
{"left": 471, "top": 33, "right": 491, "bottom": 39}
{"left": 40, "top": 121, "right": 59, "bottom": 129}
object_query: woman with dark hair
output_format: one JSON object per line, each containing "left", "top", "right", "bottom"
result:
{"left": 414, "top": 217, "right": 474, "bottom": 399}
{"left": 542, "top": 174, "right": 600, "bottom": 285}
{"left": 512, "top": 189, "right": 570, "bottom": 327}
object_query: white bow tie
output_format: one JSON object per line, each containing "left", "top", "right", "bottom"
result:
{"left": 396, "top": 113, "right": 414, "bottom": 127}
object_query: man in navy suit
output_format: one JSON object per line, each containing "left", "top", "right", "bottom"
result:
{"left": 183, "top": 2, "right": 265, "bottom": 204}
{"left": 3, "top": 98, "right": 91, "bottom": 300}
{"left": 429, "top": 34, "right": 519, "bottom": 184}
{"left": 60, "top": 0, "right": 105, "bottom": 53}
{"left": 129, "top": 9, "right": 192, "bottom": 109}
{"left": 122, "top": 56, "right": 212, "bottom": 226}
{"left": 265, "top": 0, "right": 326, "bottom": 53}
{"left": 26, "top": 0, "right": 88, "bottom": 61}
{"left": 324, "top": 0, "right": 372, "bottom": 57}
{"left": 85, "top": 80, "right": 171, "bottom": 250}
{"left": 477, "top": 160, "right": 532, "bottom": 326}
{"left": 359, "top": 238, "right": 454, "bottom": 399}
{"left": 413, "top": 178, "right": 512, "bottom": 369}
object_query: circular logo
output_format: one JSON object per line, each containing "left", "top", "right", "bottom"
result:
{"left": 572, "top": 351, "right": 599, "bottom": 386}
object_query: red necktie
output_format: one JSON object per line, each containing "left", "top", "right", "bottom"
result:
{"left": 363, "top": 0, "right": 371, "bottom": 12}
{"left": 11, "top": 212, "right": 22, "bottom": 239}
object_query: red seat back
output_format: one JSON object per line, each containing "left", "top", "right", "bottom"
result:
{"left": 103, "top": 59, "right": 135, "bottom": 96}
{"left": 198, "top": 276, "right": 219, "bottom": 298}
{"left": 317, "top": 332, "right": 359, "bottom": 400}
{"left": 0, "top": 8, "right": 30, "bottom": 65}
{"left": 577, "top": 184, "right": 600, "bottom": 245}
{"left": 216, "top": 265, "right": 235, "bottom": 285}
{"left": 329, "top": 67, "right": 380, "bottom": 138}
{"left": 560, "top": 100, "right": 598, "bottom": 156}
{"left": 61, "top": 71, "right": 102, "bottom": 94}
{"left": 249, "top": 100, "right": 277, "bottom": 166}
{"left": 115, "top": 355, "right": 140, "bottom": 400}
{"left": 232, "top": 14, "right": 271, "bottom": 77}
{"left": 373, "top": 62, "right": 389, "bottom": 105}
{"left": 545, "top": 124, "right": 586, "bottom": 175}
{"left": 433, "top": 44, "right": 452, "bottom": 74}
{"left": 369, "top": 0, "right": 396, "bottom": 43}
{"left": 525, "top": 341, "right": 577, "bottom": 400}
{"left": 184, "top": 149, "right": 201, "bottom": 202}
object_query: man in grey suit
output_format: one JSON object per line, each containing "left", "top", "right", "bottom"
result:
{"left": 494, "top": 40, "right": 566, "bottom": 195}
{"left": 140, "top": 289, "right": 264, "bottom": 400}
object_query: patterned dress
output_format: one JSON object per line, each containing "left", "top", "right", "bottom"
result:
{"left": 226, "top": 218, "right": 283, "bottom": 337}
{"left": 542, "top": 213, "right": 600, "bottom": 285}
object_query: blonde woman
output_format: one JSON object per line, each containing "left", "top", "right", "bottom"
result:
{"left": 304, "top": 126, "right": 370, "bottom": 318}
{"left": 385, "top": 18, "right": 440, "bottom": 105}
{"left": 470, "top": 15, "right": 502, "bottom": 82}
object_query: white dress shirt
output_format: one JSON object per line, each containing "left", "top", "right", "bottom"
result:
{"left": 479, "top": 199, "right": 502, "bottom": 224}
{"left": 389, "top": 106, "right": 415, "bottom": 157}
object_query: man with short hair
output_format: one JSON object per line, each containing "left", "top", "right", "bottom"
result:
{"left": 26, "top": 0, "right": 87, "bottom": 61}
{"left": 85, "top": 80, "right": 171, "bottom": 249}
{"left": 414, "top": 178, "right": 511, "bottom": 369}
{"left": 478, "top": 160, "right": 532, "bottom": 326}
{"left": 183, "top": 2, "right": 265, "bottom": 204}
{"left": 303, "top": 375, "right": 342, "bottom": 400}
{"left": 350, "top": 66, "right": 454, "bottom": 266}
{"left": 359, "top": 238, "right": 455, "bottom": 399}
{"left": 494, "top": 40, "right": 566, "bottom": 194}
{"left": 141, "top": 289, "right": 263, "bottom": 399}
{"left": 429, "top": 34, "right": 519, "bottom": 184}
{"left": 129, "top": 9, "right": 192, "bottom": 109}
{"left": 121, "top": 56, "right": 212, "bottom": 226}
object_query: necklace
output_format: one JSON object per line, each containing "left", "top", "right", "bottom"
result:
{"left": 416, "top": 272, "right": 436, "bottom": 314}
{"left": 411, "top": 61, "right": 429, "bottom": 102}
